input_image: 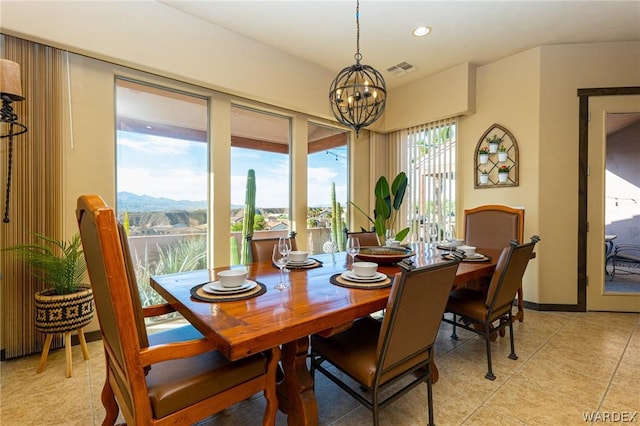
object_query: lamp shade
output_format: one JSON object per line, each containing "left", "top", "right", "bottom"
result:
{"left": 0, "top": 59, "right": 25, "bottom": 101}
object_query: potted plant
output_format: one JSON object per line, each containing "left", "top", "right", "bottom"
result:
{"left": 498, "top": 164, "right": 510, "bottom": 183}
{"left": 478, "top": 146, "right": 489, "bottom": 164}
{"left": 479, "top": 169, "right": 490, "bottom": 185}
{"left": 498, "top": 145, "right": 508, "bottom": 162}
{"left": 486, "top": 134, "right": 503, "bottom": 153}
{"left": 350, "top": 172, "right": 410, "bottom": 245}
{"left": 4, "top": 232, "right": 94, "bottom": 334}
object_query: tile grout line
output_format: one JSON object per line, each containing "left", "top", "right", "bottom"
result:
{"left": 459, "top": 312, "right": 578, "bottom": 424}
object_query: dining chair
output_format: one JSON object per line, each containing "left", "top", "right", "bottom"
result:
{"left": 76, "top": 194, "right": 280, "bottom": 426}
{"left": 345, "top": 230, "right": 380, "bottom": 246}
{"left": 249, "top": 232, "right": 298, "bottom": 263}
{"left": 310, "top": 259, "right": 460, "bottom": 426}
{"left": 463, "top": 204, "right": 526, "bottom": 321}
{"left": 443, "top": 236, "right": 540, "bottom": 380}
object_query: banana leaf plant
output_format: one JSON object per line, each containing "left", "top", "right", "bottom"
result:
{"left": 350, "top": 172, "right": 410, "bottom": 244}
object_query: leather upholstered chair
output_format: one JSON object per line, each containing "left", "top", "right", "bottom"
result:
{"left": 345, "top": 230, "right": 380, "bottom": 246}
{"left": 311, "top": 259, "right": 460, "bottom": 426}
{"left": 463, "top": 204, "right": 526, "bottom": 321}
{"left": 249, "top": 233, "right": 298, "bottom": 263}
{"left": 77, "top": 195, "right": 280, "bottom": 426}
{"left": 443, "top": 236, "right": 539, "bottom": 380}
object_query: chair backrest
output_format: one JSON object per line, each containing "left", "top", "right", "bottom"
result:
{"left": 249, "top": 234, "right": 298, "bottom": 263}
{"left": 117, "top": 222, "right": 150, "bottom": 349}
{"left": 464, "top": 205, "right": 524, "bottom": 250}
{"left": 77, "top": 195, "right": 150, "bottom": 416}
{"left": 345, "top": 230, "right": 380, "bottom": 246}
{"left": 376, "top": 260, "right": 459, "bottom": 375}
{"left": 486, "top": 236, "right": 540, "bottom": 315}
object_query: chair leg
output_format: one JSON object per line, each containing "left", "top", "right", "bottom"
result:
{"left": 516, "top": 287, "right": 524, "bottom": 322}
{"left": 262, "top": 347, "right": 280, "bottom": 426}
{"left": 427, "top": 364, "right": 435, "bottom": 426}
{"left": 101, "top": 372, "right": 119, "bottom": 425}
{"left": 372, "top": 386, "right": 380, "bottom": 426}
{"left": 508, "top": 312, "right": 518, "bottom": 361}
{"left": 483, "top": 322, "right": 496, "bottom": 381}
{"left": 450, "top": 314, "right": 458, "bottom": 340}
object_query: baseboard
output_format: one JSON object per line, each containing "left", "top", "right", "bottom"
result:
{"left": 522, "top": 300, "right": 584, "bottom": 312}
{"left": 71, "top": 330, "right": 102, "bottom": 346}
{"left": 1, "top": 330, "right": 103, "bottom": 361}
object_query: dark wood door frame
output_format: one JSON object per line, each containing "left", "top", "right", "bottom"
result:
{"left": 577, "top": 87, "right": 640, "bottom": 311}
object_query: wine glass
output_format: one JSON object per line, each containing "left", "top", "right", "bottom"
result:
{"left": 278, "top": 236, "right": 292, "bottom": 270}
{"left": 272, "top": 245, "right": 289, "bottom": 290}
{"left": 278, "top": 236, "right": 291, "bottom": 256}
{"left": 346, "top": 236, "right": 360, "bottom": 271}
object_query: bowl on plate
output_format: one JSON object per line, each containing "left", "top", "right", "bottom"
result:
{"left": 289, "top": 251, "right": 308, "bottom": 263}
{"left": 446, "top": 239, "right": 465, "bottom": 247}
{"left": 457, "top": 245, "right": 476, "bottom": 257}
{"left": 217, "top": 269, "right": 248, "bottom": 288}
{"left": 352, "top": 261, "right": 378, "bottom": 277}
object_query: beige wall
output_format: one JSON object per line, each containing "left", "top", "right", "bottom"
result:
{"left": 537, "top": 42, "right": 640, "bottom": 305}
{"left": 0, "top": 1, "right": 334, "bottom": 120}
{"left": 385, "top": 62, "right": 476, "bottom": 131}
{"left": 459, "top": 47, "right": 543, "bottom": 303}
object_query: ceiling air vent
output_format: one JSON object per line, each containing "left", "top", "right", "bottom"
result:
{"left": 386, "top": 61, "right": 416, "bottom": 77}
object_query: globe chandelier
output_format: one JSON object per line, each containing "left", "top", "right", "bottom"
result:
{"left": 328, "top": 0, "right": 386, "bottom": 137}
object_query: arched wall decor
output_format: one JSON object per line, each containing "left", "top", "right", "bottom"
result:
{"left": 474, "top": 123, "right": 519, "bottom": 188}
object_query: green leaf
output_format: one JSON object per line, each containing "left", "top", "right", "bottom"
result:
{"left": 349, "top": 201, "right": 375, "bottom": 225}
{"left": 374, "top": 215, "right": 386, "bottom": 240}
{"left": 395, "top": 227, "right": 410, "bottom": 243}
{"left": 390, "top": 172, "right": 407, "bottom": 211}
{"left": 374, "top": 176, "right": 391, "bottom": 219}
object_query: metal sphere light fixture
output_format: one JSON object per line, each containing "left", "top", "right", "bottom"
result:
{"left": 329, "top": 0, "right": 386, "bottom": 137}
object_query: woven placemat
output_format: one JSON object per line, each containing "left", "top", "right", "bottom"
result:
{"left": 329, "top": 273, "right": 393, "bottom": 289}
{"left": 277, "top": 258, "right": 324, "bottom": 270}
{"left": 190, "top": 281, "right": 267, "bottom": 302}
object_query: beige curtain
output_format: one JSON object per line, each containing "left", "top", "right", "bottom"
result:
{"left": 1, "top": 35, "right": 65, "bottom": 359}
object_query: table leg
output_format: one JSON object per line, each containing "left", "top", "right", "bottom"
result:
{"left": 277, "top": 336, "right": 318, "bottom": 426}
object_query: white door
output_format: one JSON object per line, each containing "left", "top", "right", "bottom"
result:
{"left": 587, "top": 95, "right": 640, "bottom": 312}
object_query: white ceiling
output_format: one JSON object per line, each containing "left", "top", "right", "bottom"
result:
{"left": 159, "top": 0, "right": 640, "bottom": 91}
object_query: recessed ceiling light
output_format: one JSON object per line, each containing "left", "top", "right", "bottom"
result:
{"left": 413, "top": 26, "right": 431, "bottom": 37}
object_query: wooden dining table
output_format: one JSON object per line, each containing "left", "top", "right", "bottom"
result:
{"left": 151, "top": 246, "right": 499, "bottom": 426}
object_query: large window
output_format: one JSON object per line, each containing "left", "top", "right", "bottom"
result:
{"left": 230, "top": 106, "right": 291, "bottom": 264}
{"left": 307, "top": 123, "right": 349, "bottom": 254}
{"left": 115, "top": 79, "right": 208, "bottom": 306}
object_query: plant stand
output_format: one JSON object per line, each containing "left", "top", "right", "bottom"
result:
{"left": 37, "top": 328, "right": 90, "bottom": 378}
{"left": 34, "top": 285, "right": 95, "bottom": 377}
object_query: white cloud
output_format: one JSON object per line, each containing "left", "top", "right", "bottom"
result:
{"left": 118, "top": 167, "right": 206, "bottom": 201}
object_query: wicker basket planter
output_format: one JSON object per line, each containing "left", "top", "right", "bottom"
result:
{"left": 35, "top": 285, "right": 94, "bottom": 333}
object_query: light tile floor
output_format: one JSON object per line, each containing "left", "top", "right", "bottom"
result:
{"left": 1, "top": 309, "right": 639, "bottom": 425}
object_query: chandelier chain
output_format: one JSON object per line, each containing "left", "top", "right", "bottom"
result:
{"left": 355, "top": 0, "right": 360, "bottom": 62}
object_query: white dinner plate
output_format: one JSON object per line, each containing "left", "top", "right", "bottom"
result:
{"left": 287, "top": 259, "right": 315, "bottom": 266}
{"left": 341, "top": 271, "right": 387, "bottom": 283}
{"left": 202, "top": 280, "right": 257, "bottom": 294}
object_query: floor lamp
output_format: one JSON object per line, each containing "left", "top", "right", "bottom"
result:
{"left": 1, "top": 59, "right": 28, "bottom": 223}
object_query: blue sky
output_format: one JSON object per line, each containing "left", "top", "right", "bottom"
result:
{"left": 117, "top": 131, "right": 347, "bottom": 208}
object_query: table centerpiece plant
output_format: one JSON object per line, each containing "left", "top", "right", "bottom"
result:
{"left": 350, "top": 172, "right": 410, "bottom": 245}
